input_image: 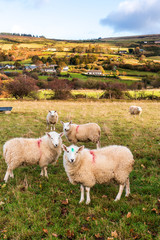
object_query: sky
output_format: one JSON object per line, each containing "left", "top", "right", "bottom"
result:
{"left": 0, "top": 0, "right": 160, "bottom": 40}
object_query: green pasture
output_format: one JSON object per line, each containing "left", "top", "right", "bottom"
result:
{"left": 38, "top": 76, "right": 49, "bottom": 80}
{"left": 21, "top": 59, "right": 32, "bottom": 64}
{"left": 3, "top": 69, "right": 23, "bottom": 73}
{"left": 35, "top": 89, "right": 160, "bottom": 100}
{"left": 59, "top": 72, "right": 134, "bottom": 85}
{"left": 0, "top": 100, "right": 159, "bottom": 239}
{"left": 128, "top": 89, "right": 160, "bottom": 99}
{"left": 118, "top": 68, "right": 159, "bottom": 77}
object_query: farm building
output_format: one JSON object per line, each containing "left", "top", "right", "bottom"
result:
{"left": 118, "top": 50, "right": 128, "bottom": 54}
{"left": 62, "top": 66, "right": 69, "bottom": 72}
{"left": 86, "top": 70, "right": 103, "bottom": 76}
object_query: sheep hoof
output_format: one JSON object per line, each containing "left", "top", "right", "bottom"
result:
{"left": 79, "top": 199, "right": 84, "bottom": 204}
{"left": 125, "top": 193, "right": 130, "bottom": 197}
{"left": 114, "top": 198, "right": 120, "bottom": 202}
{"left": 86, "top": 200, "right": 90, "bottom": 205}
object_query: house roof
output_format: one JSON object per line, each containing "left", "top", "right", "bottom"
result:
{"left": 87, "top": 70, "right": 102, "bottom": 73}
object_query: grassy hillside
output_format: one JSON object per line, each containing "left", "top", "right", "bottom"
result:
{"left": 0, "top": 100, "right": 159, "bottom": 239}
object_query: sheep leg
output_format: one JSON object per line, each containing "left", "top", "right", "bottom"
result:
{"left": 96, "top": 140, "right": 101, "bottom": 149}
{"left": 79, "top": 185, "right": 84, "bottom": 204}
{"left": 53, "top": 125, "right": 55, "bottom": 131}
{"left": 40, "top": 168, "right": 44, "bottom": 176}
{"left": 4, "top": 168, "right": 11, "bottom": 182}
{"left": 114, "top": 184, "right": 125, "bottom": 201}
{"left": 85, "top": 187, "right": 91, "bottom": 205}
{"left": 44, "top": 166, "right": 48, "bottom": 178}
{"left": 10, "top": 170, "right": 14, "bottom": 178}
{"left": 46, "top": 122, "right": 49, "bottom": 129}
{"left": 51, "top": 126, "right": 53, "bottom": 131}
{"left": 125, "top": 178, "right": 130, "bottom": 197}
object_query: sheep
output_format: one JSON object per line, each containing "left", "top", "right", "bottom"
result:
{"left": 46, "top": 111, "right": 58, "bottom": 130}
{"left": 61, "top": 121, "right": 101, "bottom": 149}
{"left": 129, "top": 106, "right": 142, "bottom": 115}
{"left": 3, "top": 131, "right": 64, "bottom": 182}
{"left": 62, "top": 144, "right": 134, "bottom": 204}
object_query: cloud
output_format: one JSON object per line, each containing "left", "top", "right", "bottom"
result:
{"left": 100, "top": 0, "right": 160, "bottom": 34}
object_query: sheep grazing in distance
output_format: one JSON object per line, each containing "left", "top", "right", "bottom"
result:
{"left": 129, "top": 106, "right": 142, "bottom": 115}
{"left": 46, "top": 110, "right": 58, "bottom": 130}
{"left": 3, "top": 131, "right": 64, "bottom": 182}
{"left": 61, "top": 121, "right": 101, "bottom": 149}
{"left": 62, "top": 144, "right": 134, "bottom": 204}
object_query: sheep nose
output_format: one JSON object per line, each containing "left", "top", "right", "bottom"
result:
{"left": 71, "top": 159, "right": 74, "bottom": 163}
{"left": 54, "top": 144, "right": 58, "bottom": 147}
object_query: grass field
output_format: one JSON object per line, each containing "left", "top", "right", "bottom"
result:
{"left": 119, "top": 76, "right": 141, "bottom": 81}
{"left": 0, "top": 100, "right": 159, "bottom": 239}
{"left": 0, "top": 44, "right": 13, "bottom": 50}
{"left": 118, "top": 69, "right": 159, "bottom": 77}
{"left": 60, "top": 72, "right": 135, "bottom": 86}
{"left": 147, "top": 56, "right": 160, "bottom": 61}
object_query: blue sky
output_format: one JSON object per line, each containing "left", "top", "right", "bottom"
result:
{"left": 0, "top": 0, "right": 160, "bottom": 40}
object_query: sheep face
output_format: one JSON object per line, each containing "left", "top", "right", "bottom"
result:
{"left": 61, "top": 121, "right": 72, "bottom": 132}
{"left": 62, "top": 144, "right": 84, "bottom": 163}
{"left": 47, "top": 132, "right": 63, "bottom": 148}
{"left": 49, "top": 110, "right": 57, "bottom": 117}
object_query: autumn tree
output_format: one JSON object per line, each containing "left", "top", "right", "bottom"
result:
{"left": 48, "top": 79, "right": 72, "bottom": 99}
{"left": 32, "top": 55, "right": 40, "bottom": 64}
{"left": 6, "top": 75, "right": 38, "bottom": 99}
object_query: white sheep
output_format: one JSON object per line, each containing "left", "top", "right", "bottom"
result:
{"left": 3, "top": 131, "right": 64, "bottom": 182}
{"left": 129, "top": 106, "right": 142, "bottom": 115}
{"left": 61, "top": 121, "right": 101, "bottom": 149}
{"left": 46, "top": 111, "right": 58, "bottom": 130}
{"left": 62, "top": 144, "right": 134, "bottom": 204}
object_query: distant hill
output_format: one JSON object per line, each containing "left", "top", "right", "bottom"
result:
{"left": 0, "top": 33, "right": 47, "bottom": 44}
{"left": 99, "top": 34, "right": 160, "bottom": 42}
{"left": 0, "top": 32, "right": 160, "bottom": 43}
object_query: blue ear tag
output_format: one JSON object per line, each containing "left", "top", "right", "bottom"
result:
{"left": 71, "top": 148, "right": 74, "bottom": 152}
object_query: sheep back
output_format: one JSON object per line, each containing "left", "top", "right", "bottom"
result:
{"left": 66, "top": 123, "right": 101, "bottom": 143}
{"left": 129, "top": 106, "right": 142, "bottom": 115}
{"left": 64, "top": 145, "right": 134, "bottom": 188}
{"left": 3, "top": 138, "right": 41, "bottom": 169}
{"left": 3, "top": 135, "right": 62, "bottom": 170}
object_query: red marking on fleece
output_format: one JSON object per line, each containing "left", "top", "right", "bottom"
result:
{"left": 76, "top": 125, "right": 79, "bottom": 133}
{"left": 37, "top": 139, "right": 42, "bottom": 148}
{"left": 90, "top": 150, "right": 96, "bottom": 163}
{"left": 37, "top": 139, "right": 42, "bottom": 158}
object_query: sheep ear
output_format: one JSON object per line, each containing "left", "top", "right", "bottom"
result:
{"left": 69, "top": 120, "right": 72, "bottom": 125}
{"left": 59, "top": 132, "right": 64, "bottom": 137}
{"left": 60, "top": 121, "right": 64, "bottom": 125}
{"left": 49, "top": 110, "right": 51, "bottom": 113}
{"left": 62, "top": 144, "right": 68, "bottom": 152}
{"left": 46, "top": 132, "right": 51, "bottom": 138}
{"left": 77, "top": 146, "right": 84, "bottom": 153}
